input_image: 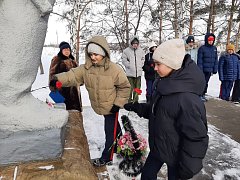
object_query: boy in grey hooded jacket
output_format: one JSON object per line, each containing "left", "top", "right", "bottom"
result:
{"left": 122, "top": 36, "right": 145, "bottom": 102}
{"left": 50, "top": 36, "right": 130, "bottom": 166}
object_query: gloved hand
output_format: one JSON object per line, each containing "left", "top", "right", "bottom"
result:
{"left": 49, "top": 79, "right": 62, "bottom": 91}
{"left": 124, "top": 102, "right": 139, "bottom": 112}
{"left": 110, "top": 104, "right": 120, "bottom": 113}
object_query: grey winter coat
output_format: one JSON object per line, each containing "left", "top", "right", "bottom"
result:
{"left": 122, "top": 37, "right": 145, "bottom": 77}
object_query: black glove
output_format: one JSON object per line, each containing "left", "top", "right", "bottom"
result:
{"left": 49, "top": 79, "right": 58, "bottom": 88}
{"left": 124, "top": 102, "right": 139, "bottom": 112}
{"left": 110, "top": 104, "right": 120, "bottom": 113}
{"left": 49, "top": 79, "right": 62, "bottom": 91}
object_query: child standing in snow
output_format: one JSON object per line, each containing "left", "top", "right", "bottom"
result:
{"left": 231, "top": 50, "right": 240, "bottom": 103}
{"left": 50, "top": 36, "right": 130, "bottom": 166}
{"left": 197, "top": 33, "right": 218, "bottom": 101}
{"left": 218, "top": 44, "right": 239, "bottom": 101}
{"left": 124, "top": 39, "right": 209, "bottom": 180}
{"left": 185, "top": 35, "right": 198, "bottom": 64}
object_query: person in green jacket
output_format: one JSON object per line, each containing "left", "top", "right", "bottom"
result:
{"left": 50, "top": 36, "right": 131, "bottom": 166}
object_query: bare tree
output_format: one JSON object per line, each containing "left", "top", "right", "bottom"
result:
{"left": 226, "top": 0, "right": 236, "bottom": 44}
{"left": 211, "top": 0, "right": 216, "bottom": 33}
{"left": 133, "top": 0, "right": 147, "bottom": 36}
{"left": 76, "top": 0, "right": 92, "bottom": 63}
{"left": 207, "top": 0, "right": 215, "bottom": 33}
{"left": 125, "top": 0, "right": 129, "bottom": 47}
{"left": 159, "top": 0, "right": 164, "bottom": 43}
{"left": 236, "top": 22, "right": 240, "bottom": 51}
{"left": 189, "top": 0, "right": 194, "bottom": 35}
{"left": 174, "top": 0, "right": 178, "bottom": 38}
{"left": 52, "top": 0, "right": 240, "bottom": 50}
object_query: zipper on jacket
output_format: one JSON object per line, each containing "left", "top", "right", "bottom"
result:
{"left": 134, "top": 49, "right": 137, "bottom": 78}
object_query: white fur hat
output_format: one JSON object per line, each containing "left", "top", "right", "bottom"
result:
{"left": 152, "top": 39, "right": 185, "bottom": 70}
{"left": 87, "top": 43, "right": 106, "bottom": 57}
{"left": 148, "top": 41, "right": 157, "bottom": 48}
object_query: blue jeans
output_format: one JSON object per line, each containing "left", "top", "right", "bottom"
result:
{"left": 141, "top": 152, "right": 178, "bottom": 180}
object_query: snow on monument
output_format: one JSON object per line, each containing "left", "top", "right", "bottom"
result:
{"left": 0, "top": 0, "right": 68, "bottom": 165}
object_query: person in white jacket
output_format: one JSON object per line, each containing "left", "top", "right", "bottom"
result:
{"left": 122, "top": 36, "right": 145, "bottom": 102}
{"left": 185, "top": 35, "right": 199, "bottom": 64}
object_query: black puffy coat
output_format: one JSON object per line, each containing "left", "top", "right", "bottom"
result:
{"left": 143, "top": 52, "right": 156, "bottom": 80}
{"left": 134, "top": 56, "right": 209, "bottom": 179}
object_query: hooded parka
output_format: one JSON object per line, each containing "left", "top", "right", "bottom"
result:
{"left": 55, "top": 36, "right": 130, "bottom": 115}
{"left": 197, "top": 33, "right": 218, "bottom": 73}
{"left": 133, "top": 56, "right": 209, "bottom": 179}
{"left": 122, "top": 36, "right": 145, "bottom": 77}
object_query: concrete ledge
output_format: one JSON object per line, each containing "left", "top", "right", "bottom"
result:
{"left": 0, "top": 127, "right": 65, "bottom": 165}
{"left": 0, "top": 111, "right": 98, "bottom": 180}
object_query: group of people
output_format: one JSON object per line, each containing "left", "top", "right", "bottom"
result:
{"left": 50, "top": 34, "right": 240, "bottom": 179}
{"left": 185, "top": 33, "right": 240, "bottom": 103}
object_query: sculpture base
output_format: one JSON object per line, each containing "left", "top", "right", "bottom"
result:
{"left": 0, "top": 127, "right": 66, "bottom": 165}
{"left": 0, "top": 94, "right": 68, "bottom": 165}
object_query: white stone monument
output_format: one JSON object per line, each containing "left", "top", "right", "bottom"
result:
{"left": 0, "top": 0, "right": 68, "bottom": 165}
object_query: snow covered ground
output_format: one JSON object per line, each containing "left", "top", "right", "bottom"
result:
{"left": 32, "top": 47, "right": 240, "bottom": 180}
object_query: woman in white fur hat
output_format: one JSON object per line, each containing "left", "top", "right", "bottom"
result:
{"left": 142, "top": 41, "right": 158, "bottom": 102}
{"left": 124, "top": 39, "right": 209, "bottom": 180}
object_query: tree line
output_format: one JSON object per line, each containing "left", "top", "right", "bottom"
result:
{"left": 54, "top": 0, "right": 240, "bottom": 63}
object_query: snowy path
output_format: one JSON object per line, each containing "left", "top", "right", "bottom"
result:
{"left": 83, "top": 107, "right": 240, "bottom": 180}
{"left": 32, "top": 48, "right": 240, "bottom": 179}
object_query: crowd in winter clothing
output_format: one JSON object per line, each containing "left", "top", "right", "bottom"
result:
{"left": 48, "top": 33, "right": 240, "bottom": 180}
{"left": 185, "top": 34, "right": 240, "bottom": 103}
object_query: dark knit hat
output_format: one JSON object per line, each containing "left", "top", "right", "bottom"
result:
{"left": 186, "top": 36, "right": 195, "bottom": 44}
{"left": 59, "top": 41, "right": 71, "bottom": 51}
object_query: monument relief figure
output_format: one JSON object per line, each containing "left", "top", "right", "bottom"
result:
{"left": 0, "top": 0, "right": 68, "bottom": 165}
